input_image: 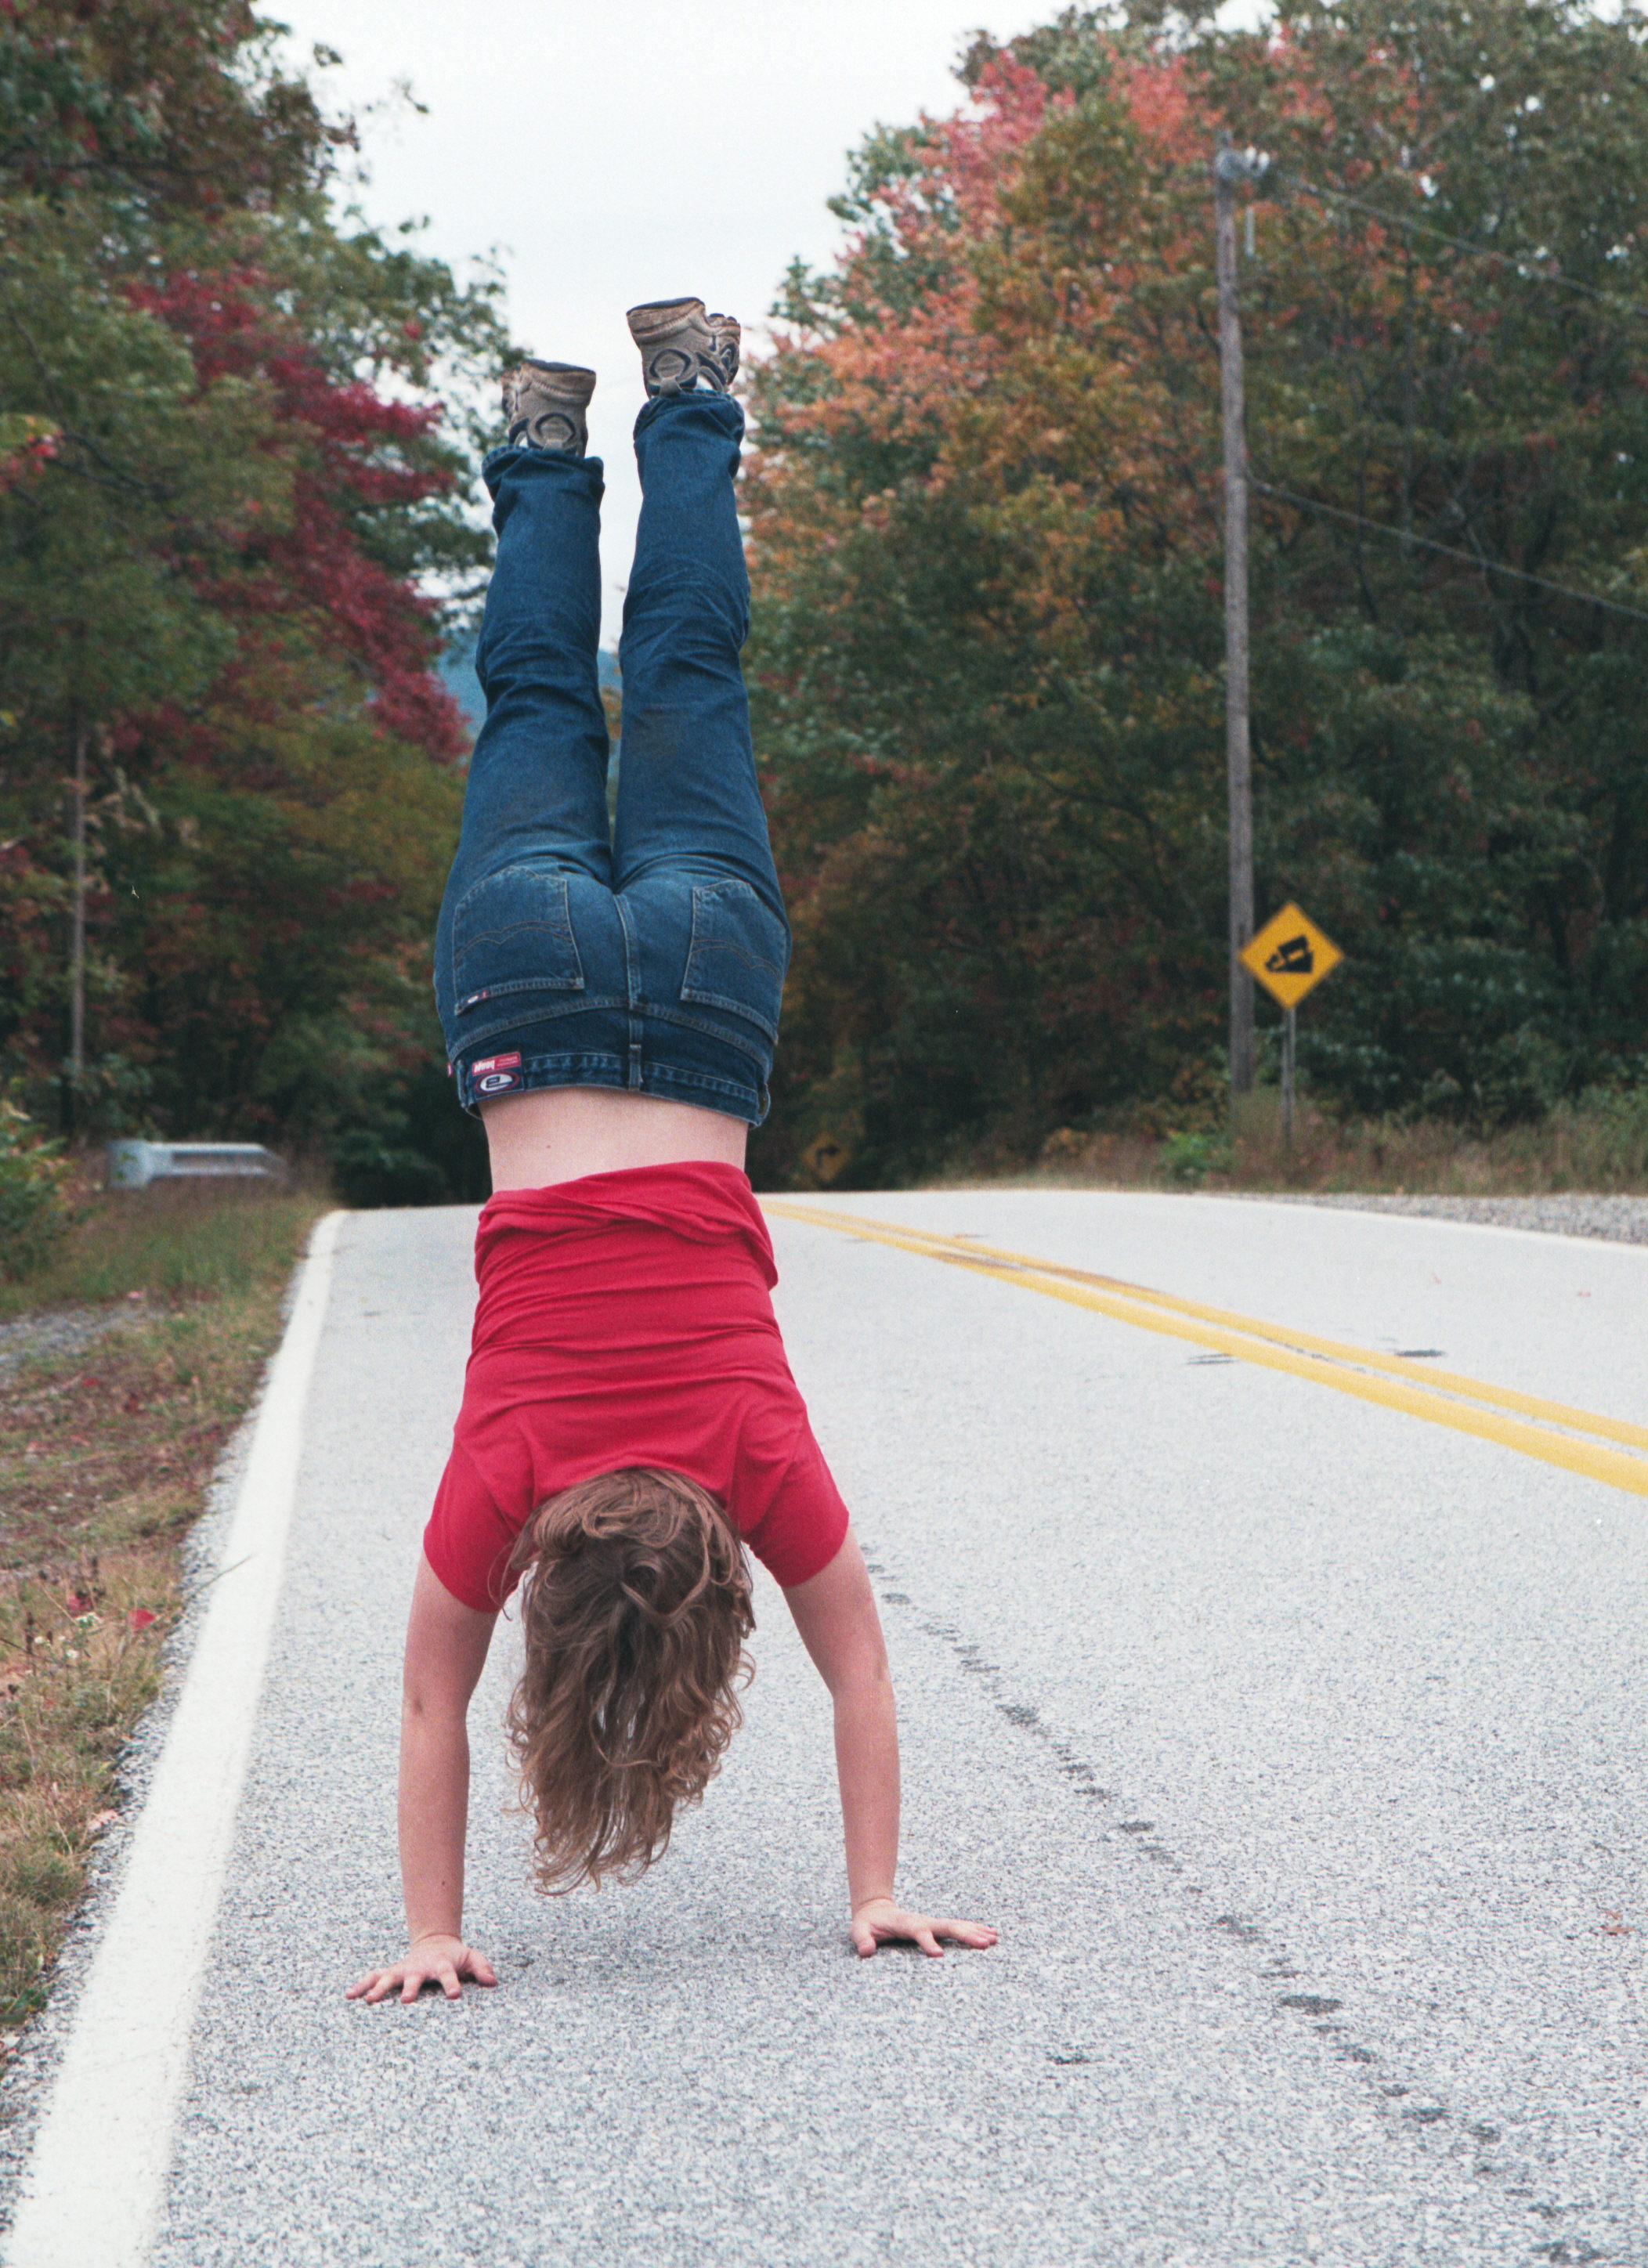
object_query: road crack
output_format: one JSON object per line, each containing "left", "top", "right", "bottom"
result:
{"left": 860, "top": 1546, "right": 1619, "bottom": 2266}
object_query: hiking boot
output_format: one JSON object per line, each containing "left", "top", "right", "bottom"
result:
{"left": 627, "top": 298, "right": 739, "bottom": 396}
{"left": 501, "top": 359, "right": 596, "bottom": 453}
{"left": 707, "top": 310, "right": 740, "bottom": 390}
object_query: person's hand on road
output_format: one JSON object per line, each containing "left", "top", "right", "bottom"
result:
{"left": 849, "top": 1898, "right": 998, "bottom": 1959}
{"left": 345, "top": 1933, "right": 499, "bottom": 2003}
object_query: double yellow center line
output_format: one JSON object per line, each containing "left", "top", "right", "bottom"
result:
{"left": 764, "top": 1201, "right": 1648, "bottom": 1501}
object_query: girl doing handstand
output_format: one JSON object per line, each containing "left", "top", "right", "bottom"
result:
{"left": 348, "top": 299, "right": 996, "bottom": 2004}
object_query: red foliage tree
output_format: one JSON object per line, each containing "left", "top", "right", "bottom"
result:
{"left": 128, "top": 265, "right": 468, "bottom": 762}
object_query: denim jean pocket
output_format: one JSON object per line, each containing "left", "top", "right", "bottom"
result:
{"left": 450, "top": 864, "right": 586, "bottom": 1017}
{"left": 679, "top": 881, "right": 789, "bottom": 1042}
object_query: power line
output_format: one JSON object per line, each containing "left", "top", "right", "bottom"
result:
{"left": 1249, "top": 478, "right": 1648, "bottom": 625}
{"left": 1273, "top": 169, "right": 1648, "bottom": 324}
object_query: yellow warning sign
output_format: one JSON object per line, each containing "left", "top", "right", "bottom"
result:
{"left": 801, "top": 1131, "right": 851, "bottom": 1185}
{"left": 1239, "top": 902, "right": 1343, "bottom": 1010}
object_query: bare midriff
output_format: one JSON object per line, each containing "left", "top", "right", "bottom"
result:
{"left": 479, "top": 1085, "right": 748, "bottom": 1193}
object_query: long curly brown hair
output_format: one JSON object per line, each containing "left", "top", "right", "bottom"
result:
{"left": 505, "top": 1468, "right": 756, "bottom": 1893}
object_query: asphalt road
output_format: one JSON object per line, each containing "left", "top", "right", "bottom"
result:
{"left": 16, "top": 1193, "right": 1648, "bottom": 2266}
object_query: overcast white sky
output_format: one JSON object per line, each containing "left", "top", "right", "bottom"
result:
{"left": 269, "top": 0, "right": 1266, "bottom": 643}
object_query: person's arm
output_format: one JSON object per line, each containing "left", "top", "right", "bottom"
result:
{"left": 783, "top": 1527, "right": 998, "bottom": 1959}
{"left": 345, "top": 1552, "right": 501, "bottom": 2004}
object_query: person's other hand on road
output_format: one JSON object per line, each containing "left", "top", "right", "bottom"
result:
{"left": 345, "top": 1932, "right": 498, "bottom": 2003}
{"left": 849, "top": 1897, "right": 998, "bottom": 1959}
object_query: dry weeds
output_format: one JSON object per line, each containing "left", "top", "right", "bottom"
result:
{"left": 0, "top": 1183, "right": 321, "bottom": 2046}
{"left": 1007, "top": 1087, "right": 1648, "bottom": 1197}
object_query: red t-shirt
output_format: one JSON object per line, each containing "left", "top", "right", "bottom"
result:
{"left": 423, "top": 1161, "right": 850, "bottom": 1610}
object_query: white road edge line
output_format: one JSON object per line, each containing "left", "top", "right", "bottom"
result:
{"left": 5, "top": 1210, "right": 346, "bottom": 2268}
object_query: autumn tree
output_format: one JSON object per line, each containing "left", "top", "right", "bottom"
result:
{"left": 0, "top": 0, "right": 510, "bottom": 1198}
{"left": 744, "top": 0, "right": 1648, "bottom": 1184}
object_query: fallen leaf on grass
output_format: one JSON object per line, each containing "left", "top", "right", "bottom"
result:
{"left": 86, "top": 1810, "right": 118, "bottom": 1833}
{"left": 126, "top": 1609, "right": 156, "bottom": 1631}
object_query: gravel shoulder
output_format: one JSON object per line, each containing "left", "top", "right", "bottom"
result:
{"left": 0, "top": 1306, "right": 129, "bottom": 1383}
{"left": 1232, "top": 1190, "right": 1648, "bottom": 1245}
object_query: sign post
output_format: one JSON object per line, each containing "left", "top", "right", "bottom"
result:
{"left": 1238, "top": 902, "right": 1343, "bottom": 1146}
{"left": 1282, "top": 1003, "right": 1296, "bottom": 1144}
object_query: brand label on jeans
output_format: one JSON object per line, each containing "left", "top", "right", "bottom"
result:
{"left": 472, "top": 1050, "right": 522, "bottom": 1096}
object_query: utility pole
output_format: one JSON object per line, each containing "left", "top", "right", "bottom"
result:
{"left": 69, "top": 712, "right": 87, "bottom": 1101}
{"left": 1214, "top": 141, "right": 1266, "bottom": 1106}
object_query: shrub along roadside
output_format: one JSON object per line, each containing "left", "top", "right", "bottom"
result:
{"left": 0, "top": 1183, "right": 322, "bottom": 2050}
{"left": 0, "top": 1097, "right": 70, "bottom": 1281}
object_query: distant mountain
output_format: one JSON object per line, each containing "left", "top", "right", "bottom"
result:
{"left": 438, "top": 637, "right": 621, "bottom": 746}
{"left": 436, "top": 637, "right": 486, "bottom": 738}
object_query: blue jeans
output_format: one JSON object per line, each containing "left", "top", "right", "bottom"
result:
{"left": 433, "top": 392, "right": 790, "bottom": 1125}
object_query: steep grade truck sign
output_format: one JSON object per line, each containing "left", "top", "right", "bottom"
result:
{"left": 1238, "top": 902, "right": 1343, "bottom": 1010}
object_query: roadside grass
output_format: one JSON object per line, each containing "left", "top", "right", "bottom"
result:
{"left": 0, "top": 1180, "right": 324, "bottom": 2049}
{"left": 1218, "top": 1089, "right": 1648, "bottom": 1194}
{"left": 0, "top": 1173, "right": 321, "bottom": 1320}
{"left": 988, "top": 1088, "right": 1648, "bottom": 1196}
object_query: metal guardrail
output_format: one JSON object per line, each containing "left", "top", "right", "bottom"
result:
{"left": 107, "top": 1140, "right": 284, "bottom": 1190}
